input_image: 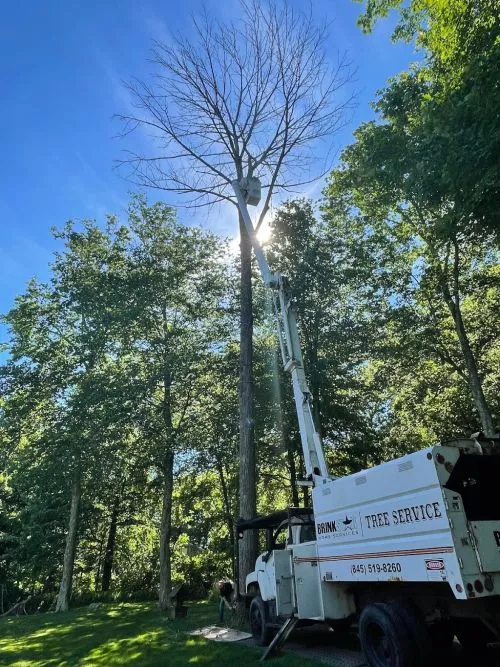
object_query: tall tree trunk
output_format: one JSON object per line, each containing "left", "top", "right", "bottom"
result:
{"left": 442, "top": 240, "right": 495, "bottom": 437}
{"left": 55, "top": 477, "right": 81, "bottom": 612}
{"left": 94, "top": 530, "right": 106, "bottom": 591}
{"left": 215, "top": 459, "right": 236, "bottom": 581}
{"left": 158, "top": 447, "right": 174, "bottom": 612}
{"left": 280, "top": 412, "right": 299, "bottom": 506}
{"left": 159, "top": 370, "right": 175, "bottom": 613}
{"left": 238, "top": 216, "right": 257, "bottom": 594}
{"left": 101, "top": 496, "right": 120, "bottom": 592}
{"left": 448, "top": 301, "right": 495, "bottom": 436}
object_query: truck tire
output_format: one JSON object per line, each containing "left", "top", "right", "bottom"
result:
{"left": 388, "top": 600, "right": 432, "bottom": 666}
{"left": 359, "top": 602, "right": 415, "bottom": 667}
{"left": 249, "top": 595, "right": 273, "bottom": 646}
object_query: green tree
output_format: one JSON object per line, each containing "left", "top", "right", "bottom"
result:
{"left": 268, "top": 199, "right": 387, "bottom": 475}
{"left": 325, "top": 111, "right": 499, "bottom": 436}
{"left": 1, "top": 220, "right": 132, "bottom": 611}
{"left": 115, "top": 197, "right": 227, "bottom": 612}
{"left": 356, "top": 0, "right": 500, "bottom": 238}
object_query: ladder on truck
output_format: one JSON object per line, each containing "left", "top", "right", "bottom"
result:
{"left": 260, "top": 615, "right": 299, "bottom": 662}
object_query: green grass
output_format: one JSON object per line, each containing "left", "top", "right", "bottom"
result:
{"left": 0, "top": 601, "right": 319, "bottom": 666}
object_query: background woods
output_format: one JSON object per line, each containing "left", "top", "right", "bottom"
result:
{"left": 0, "top": 0, "right": 498, "bottom": 613}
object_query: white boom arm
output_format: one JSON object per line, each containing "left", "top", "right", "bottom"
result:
{"left": 232, "top": 179, "right": 329, "bottom": 480}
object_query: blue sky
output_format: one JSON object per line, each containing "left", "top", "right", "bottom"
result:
{"left": 0, "top": 0, "right": 417, "bottom": 331}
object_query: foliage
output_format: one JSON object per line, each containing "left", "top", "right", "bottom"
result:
{"left": 2, "top": 184, "right": 498, "bottom": 612}
{"left": 325, "top": 4, "right": 500, "bottom": 434}
{"left": 356, "top": 0, "right": 500, "bottom": 238}
{"left": 1, "top": 0, "right": 499, "bottom": 622}
{"left": 267, "top": 199, "right": 388, "bottom": 475}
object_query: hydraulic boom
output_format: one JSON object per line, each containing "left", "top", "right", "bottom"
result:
{"left": 232, "top": 178, "right": 328, "bottom": 481}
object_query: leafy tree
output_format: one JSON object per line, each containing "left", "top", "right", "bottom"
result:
{"left": 356, "top": 0, "right": 500, "bottom": 238}
{"left": 188, "top": 344, "right": 240, "bottom": 579}
{"left": 1, "top": 220, "right": 133, "bottom": 611}
{"left": 325, "top": 58, "right": 498, "bottom": 435}
{"left": 114, "top": 197, "right": 227, "bottom": 612}
{"left": 268, "top": 200, "right": 386, "bottom": 475}
{"left": 1, "top": 198, "right": 230, "bottom": 613}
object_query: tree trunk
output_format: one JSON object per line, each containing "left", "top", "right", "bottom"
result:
{"left": 55, "top": 477, "right": 81, "bottom": 612}
{"left": 94, "top": 530, "right": 106, "bottom": 591}
{"left": 442, "top": 240, "right": 495, "bottom": 437}
{"left": 238, "top": 215, "right": 257, "bottom": 594}
{"left": 280, "top": 412, "right": 299, "bottom": 506}
{"left": 216, "top": 459, "right": 236, "bottom": 581}
{"left": 158, "top": 366, "right": 175, "bottom": 613}
{"left": 448, "top": 300, "right": 495, "bottom": 436}
{"left": 158, "top": 447, "right": 175, "bottom": 612}
{"left": 101, "top": 496, "right": 120, "bottom": 592}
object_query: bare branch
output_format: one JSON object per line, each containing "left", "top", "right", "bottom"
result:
{"left": 116, "top": 0, "right": 353, "bottom": 216}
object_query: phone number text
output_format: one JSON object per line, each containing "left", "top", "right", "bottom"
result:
{"left": 350, "top": 562, "right": 402, "bottom": 575}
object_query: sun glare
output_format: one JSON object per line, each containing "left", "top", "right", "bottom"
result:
{"left": 229, "top": 213, "right": 273, "bottom": 255}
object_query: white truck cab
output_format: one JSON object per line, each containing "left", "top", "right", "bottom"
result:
{"left": 243, "top": 509, "right": 316, "bottom": 604}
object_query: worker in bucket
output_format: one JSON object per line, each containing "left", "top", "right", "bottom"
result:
{"left": 217, "top": 579, "right": 235, "bottom": 622}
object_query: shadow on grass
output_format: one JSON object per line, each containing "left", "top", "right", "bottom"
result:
{"left": 0, "top": 602, "right": 315, "bottom": 667}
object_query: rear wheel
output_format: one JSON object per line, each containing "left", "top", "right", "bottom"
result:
{"left": 249, "top": 595, "right": 273, "bottom": 646}
{"left": 359, "top": 602, "right": 416, "bottom": 667}
{"left": 388, "top": 600, "right": 432, "bottom": 666}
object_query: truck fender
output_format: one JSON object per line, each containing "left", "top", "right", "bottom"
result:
{"left": 246, "top": 570, "right": 275, "bottom": 602}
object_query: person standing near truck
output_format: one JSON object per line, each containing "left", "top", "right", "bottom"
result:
{"left": 217, "top": 579, "right": 234, "bottom": 622}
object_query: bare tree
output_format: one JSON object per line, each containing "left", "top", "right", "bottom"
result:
{"left": 118, "top": 0, "right": 353, "bottom": 599}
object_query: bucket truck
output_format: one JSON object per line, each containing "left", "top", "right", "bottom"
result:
{"left": 233, "top": 177, "right": 500, "bottom": 667}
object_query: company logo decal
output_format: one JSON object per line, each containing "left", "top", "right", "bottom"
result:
{"left": 425, "top": 559, "right": 445, "bottom": 571}
{"left": 317, "top": 520, "right": 337, "bottom": 535}
{"left": 316, "top": 514, "right": 360, "bottom": 539}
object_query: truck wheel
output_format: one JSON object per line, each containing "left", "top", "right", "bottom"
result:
{"left": 359, "top": 602, "right": 414, "bottom": 667}
{"left": 249, "top": 595, "right": 273, "bottom": 646}
{"left": 388, "top": 600, "right": 432, "bottom": 666}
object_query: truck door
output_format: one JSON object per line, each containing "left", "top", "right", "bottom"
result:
{"left": 293, "top": 542, "right": 324, "bottom": 620}
{"left": 274, "top": 550, "right": 295, "bottom": 616}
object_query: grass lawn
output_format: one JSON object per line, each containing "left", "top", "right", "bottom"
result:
{"left": 0, "top": 601, "right": 319, "bottom": 666}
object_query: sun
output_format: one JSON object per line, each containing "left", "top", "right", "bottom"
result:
{"left": 228, "top": 215, "right": 272, "bottom": 255}
{"left": 256, "top": 218, "right": 272, "bottom": 245}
